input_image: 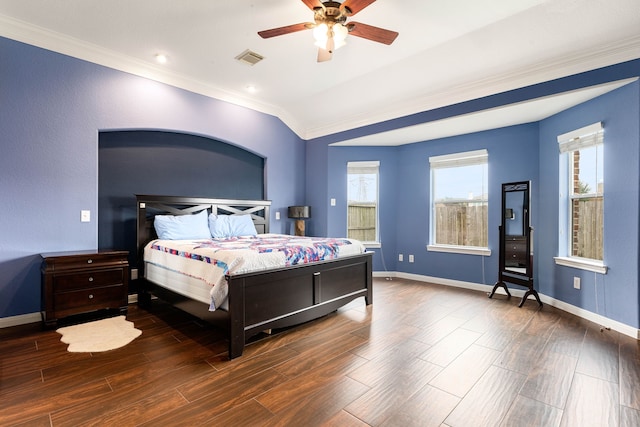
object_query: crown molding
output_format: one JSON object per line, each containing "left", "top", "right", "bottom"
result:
{"left": 2, "top": 13, "right": 638, "bottom": 141}
{"left": 0, "top": 14, "right": 309, "bottom": 135}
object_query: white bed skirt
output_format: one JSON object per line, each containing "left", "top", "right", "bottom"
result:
{"left": 144, "top": 262, "right": 218, "bottom": 307}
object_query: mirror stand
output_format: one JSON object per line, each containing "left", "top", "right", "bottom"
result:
{"left": 488, "top": 181, "right": 542, "bottom": 308}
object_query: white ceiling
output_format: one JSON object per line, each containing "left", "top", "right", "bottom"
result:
{"left": 1, "top": 0, "right": 639, "bottom": 144}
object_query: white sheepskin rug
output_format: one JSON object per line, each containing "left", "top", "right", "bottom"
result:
{"left": 56, "top": 315, "right": 142, "bottom": 352}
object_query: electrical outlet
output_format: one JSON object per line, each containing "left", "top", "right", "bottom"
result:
{"left": 131, "top": 269, "right": 138, "bottom": 280}
{"left": 573, "top": 277, "right": 581, "bottom": 289}
{"left": 409, "top": 254, "right": 414, "bottom": 263}
{"left": 398, "top": 254, "right": 403, "bottom": 262}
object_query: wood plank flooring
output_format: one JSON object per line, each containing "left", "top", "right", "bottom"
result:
{"left": 1, "top": 277, "right": 640, "bottom": 426}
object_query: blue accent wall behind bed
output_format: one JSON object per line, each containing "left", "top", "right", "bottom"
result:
{"left": 98, "top": 130, "right": 265, "bottom": 272}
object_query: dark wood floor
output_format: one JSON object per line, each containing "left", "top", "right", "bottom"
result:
{"left": 1, "top": 277, "right": 639, "bottom": 426}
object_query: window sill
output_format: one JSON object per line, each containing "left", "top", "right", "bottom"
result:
{"left": 554, "top": 256, "right": 608, "bottom": 274}
{"left": 361, "top": 241, "right": 381, "bottom": 249}
{"left": 427, "top": 244, "right": 491, "bottom": 256}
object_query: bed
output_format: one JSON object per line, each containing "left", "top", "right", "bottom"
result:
{"left": 136, "top": 195, "right": 373, "bottom": 359}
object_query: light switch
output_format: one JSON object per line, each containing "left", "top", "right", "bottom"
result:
{"left": 330, "top": 198, "right": 336, "bottom": 206}
{"left": 275, "top": 211, "right": 280, "bottom": 220}
{"left": 81, "top": 210, "right": 91, "bottom": 222}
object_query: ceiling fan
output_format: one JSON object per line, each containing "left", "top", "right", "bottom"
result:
{"left": 258, "top": 0, "right": 399, "bottom": 62}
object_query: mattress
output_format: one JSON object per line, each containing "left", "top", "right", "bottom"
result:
{"left": 143, "top": 233, "right": 366, "bottom": 310}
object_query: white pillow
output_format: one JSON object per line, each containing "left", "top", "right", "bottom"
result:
{"left": 209, "top": 214, "right": 257, "bottom": 238}
{"left": 154, "top": 210, "right": 211, "bottom": 240}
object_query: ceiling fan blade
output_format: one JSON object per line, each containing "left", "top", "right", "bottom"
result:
{"left": 317, "top": 48, "right": 332, "bottom": 62}
{"left": 301, "top": 0, "right": 324, "bottom": 10}
{"left": 341, "top": 0, "right": 376, "bottom": 15}
{"left": 258, "top": 23, "right": 313, "bottom": 39}
{"left": 346, "top": 22, "right": 398, "bottom": 45}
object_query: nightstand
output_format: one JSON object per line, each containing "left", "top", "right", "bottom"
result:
{"left": 41, "top": 250, "right": 129, "bottom": 327}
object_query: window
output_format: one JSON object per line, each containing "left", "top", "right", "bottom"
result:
{"left": 429, "top": 150, "right": 488, "bottom": 254}
{"left": 347, "top": 161, "right": 379, "bottom": 244}
{"left": 557, "top": 122, "right": 604, "bottom": 265}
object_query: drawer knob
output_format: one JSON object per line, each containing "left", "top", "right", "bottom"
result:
{"left": 88, "top": 277, "right": 94, "bottom": 282}
{"left": 87, "top": 259, "right": 93, "bottom": 264}
{"left": 88, "top": 294, "right": 94, "bottom": 299}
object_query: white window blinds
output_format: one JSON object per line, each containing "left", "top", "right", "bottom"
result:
{"left": 347, "top": 160, "right": 379, "bottom": 174}
{"left": 558, "top": 122, "right": 603, "bottom": 153}
{"left": 429, "top": 149, "right": 488, "bottom": 169}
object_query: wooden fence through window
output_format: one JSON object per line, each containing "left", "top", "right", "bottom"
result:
{"left": 349, "top": 199, "right": 602, "bottom": 258}
{"left": 435, "top": 202, "right": 487, "bottom": 247}
{"left": 348, "top": 203, "right": 376, "bottom": 241}
{"left": 572, "top": 197, "right": 603, "bottom": 260}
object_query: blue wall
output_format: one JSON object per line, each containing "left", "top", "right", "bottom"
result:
{"left": 324, "top": 124, "right": 539, "bottom": 285}
{"left": 315, "top": 80, "right": 639, "bottom": 330}
{"left": 0, "top": 37, "right": 305, "bottom": 318}
{"left": 325, "top": 146, "right": 400, "bottom": 272}
{"left": 538, "top": 82, "right": 640, "bottom": 328}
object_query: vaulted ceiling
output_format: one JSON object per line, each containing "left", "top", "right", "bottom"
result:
{"left": 1, "top": 0, "right": 638, "bottom": 144}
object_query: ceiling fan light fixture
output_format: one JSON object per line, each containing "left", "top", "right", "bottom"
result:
{"left": 332, "top": 23, "right": 348, "bottom": 48}
{"left": 313, "top": 23, "right": 329, "bottom": 48}
{"left": 258, "top": 0, "right": 397, "bottom": 62}
{"left": 313, "top": 22, "right": 347, "bottom": 51}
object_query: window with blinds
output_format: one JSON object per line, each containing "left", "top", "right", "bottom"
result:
{"left": 347, "top": 161, "right": 379, "bottom": 243}
{"left": 429, "top": 149, "right": 488, "bottom": 250}
{"left": 558, "top": 122, "right": 604, "bottom": 261}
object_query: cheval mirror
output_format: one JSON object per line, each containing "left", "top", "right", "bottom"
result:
{"left": 489, "top": 181, "right": 542, "bottom": 307}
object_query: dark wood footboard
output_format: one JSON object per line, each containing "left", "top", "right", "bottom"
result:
{"left": 227, "top": 251, "right": 372, "bottom": 359}
{"left": 135, "top": 195, "right": 373, "bottom": 360}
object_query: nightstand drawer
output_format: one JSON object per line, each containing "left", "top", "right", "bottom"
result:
{"left": 45, "top": 252, "right": 127, "bottom": 271}
{"left": 54, "top": 268, "right": 124, "bottom": 291}
{"left": 54, "top": 285, "right": 126, "bottom": 318}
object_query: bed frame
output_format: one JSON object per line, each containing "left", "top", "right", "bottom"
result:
{"left": 136, "top": 195, "right": 373, "bottom": 359}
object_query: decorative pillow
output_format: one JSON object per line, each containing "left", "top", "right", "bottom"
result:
{"left": 209, "top": 214, "right": 258, "bottom": 238}
{"left": 229, "top": 214, "right": 258, "bottom": 236}
{"left": 154, "top": 209, "right": 211, "bottom": 240}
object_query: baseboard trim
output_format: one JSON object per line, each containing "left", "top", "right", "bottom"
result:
{"left": 388, "top": 271, "right": 640, "bottom": 340}
{"left": 0, "top": 296, "right": 139, "bottom": 329}
{"left": 0, "top": 312, "right": 42, "bottom": 329}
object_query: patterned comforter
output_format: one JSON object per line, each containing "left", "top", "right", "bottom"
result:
{"left": 143, "top": 233, "right": 365, "bottom": 310}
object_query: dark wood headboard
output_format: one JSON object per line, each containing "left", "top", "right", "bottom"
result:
{"left": 136, "top": 195, "right": 271, "bottom": 264}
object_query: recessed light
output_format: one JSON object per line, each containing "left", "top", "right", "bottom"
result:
{"left": 155, "top": 53, "right": 168, "bottom": 64}
{"left": 246, "top": 85, "right": 257, "bottom": 93}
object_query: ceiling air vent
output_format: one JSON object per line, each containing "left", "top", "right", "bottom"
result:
{"left": 235, "top": 49, "right": 264, "bottom": 66}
